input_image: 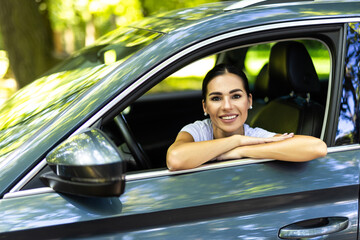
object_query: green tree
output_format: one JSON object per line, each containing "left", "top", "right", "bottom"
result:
{"left": 140, "top": 0, "right": 219, "bottom": 16}
{"left": 47, "top": 0, "right": 144, "bottom": 54}
{"left": 0, "top": 0, "right": 58, "bottom": 88}
{"left": 0, "top": 0, "right": 219, "bottom": 89}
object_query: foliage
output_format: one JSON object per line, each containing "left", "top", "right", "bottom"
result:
{"left": 47, "top": 0, "right": 143, "bottom": 38}
{"left": 45, "top": 0, "right": 144, "bottom": 53}
{"left": 0, "top": 0, "right": 221, "bottom": 97}
{"left": 45, "top": 0, "right": 219, "bottom": 52}
{"left": 140, "top": 0, "right": 220, "bottom": 16}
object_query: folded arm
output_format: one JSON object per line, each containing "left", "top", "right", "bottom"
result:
{"left": 217, "top": 135, "right": 327, "bottom": 162}
{"left": 166, "top": 132, "right": 297, "bottom": 170}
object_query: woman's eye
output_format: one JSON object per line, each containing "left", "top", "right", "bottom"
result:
{"left": 232, "top": 94, "right": 241, "bottom": 99}
{"left": 211, "top": 96, "right": 221, "bottom": 101}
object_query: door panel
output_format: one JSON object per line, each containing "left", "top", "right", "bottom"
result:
{"left": 0, "top": 149, "right": 358, "bottom": 239}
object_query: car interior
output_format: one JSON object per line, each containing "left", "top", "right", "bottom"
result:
{"left": 100, "top": 38, "right": 331, "bottom": 173}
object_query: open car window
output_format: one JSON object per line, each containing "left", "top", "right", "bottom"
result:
{"left": 20, "top": 37, "right": 331, "bottom": 192}
{"left": 101, "top": 38, "right": 331, "bottom": 173}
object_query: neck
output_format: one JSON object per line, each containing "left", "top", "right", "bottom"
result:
{"left": 213, "top": 125, "right": 244, "bottom": 139}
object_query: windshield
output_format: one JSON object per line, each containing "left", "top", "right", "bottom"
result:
{"left": 0, "top": 27, "right": 161, "bottom": 161}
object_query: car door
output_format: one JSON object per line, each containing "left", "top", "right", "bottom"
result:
{"left": 1, "top": 21, "right": 359, "bottom": 240}
{"left": 106, "top": 153, "right": 359, "bottom": 239}
{"left": 1, "top": 150, "right": 357, "bottom": 239}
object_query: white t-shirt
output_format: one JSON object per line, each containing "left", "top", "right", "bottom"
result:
{"left": 180, "top": 118, "right": 275, "bottom": 142}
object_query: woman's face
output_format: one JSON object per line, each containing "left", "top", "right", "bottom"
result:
{"left": 202, "top": 72, "right": 252, "bottom": 138}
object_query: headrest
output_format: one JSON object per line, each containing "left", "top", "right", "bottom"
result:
{"left": 253, "top": 63, "right": 270, "bottom": 100}
{"left": 268, "top": 41, "right": 320, "bottom": 96}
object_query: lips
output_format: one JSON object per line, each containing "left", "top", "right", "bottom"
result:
{"left": 220, "top": 114, "right": 238, "bottom": 120}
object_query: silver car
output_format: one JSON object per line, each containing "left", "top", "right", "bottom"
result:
{"left": 1, "top": 0, "right": 360, "bottom": 239}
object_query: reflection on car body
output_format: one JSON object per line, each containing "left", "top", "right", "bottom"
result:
{"left": 1, "top": 0, "right": 360, "bottom": 239}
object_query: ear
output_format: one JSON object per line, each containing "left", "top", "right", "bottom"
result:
{"left": 202, "top": 99, "right": 207, "bottom": 114}
{"left": 248, "top": 93, "right": 253, "bottom": 109}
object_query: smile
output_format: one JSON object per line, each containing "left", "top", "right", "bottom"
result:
{"left": 220, "top": 115, "right": 238, "bottom": 120}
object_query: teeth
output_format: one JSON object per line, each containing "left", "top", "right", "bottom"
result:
{"left": 221, "top": 115, "right": 236, "bottom": 120}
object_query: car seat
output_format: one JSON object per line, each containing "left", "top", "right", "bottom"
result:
{"left": 248, "top": 62, "right": 295, "bottom": 123}
{"left": 250, "top": 41, "right": 324, "bottom": 137}
{"left": 248, "top": 63, "right": 270, "bottom": 123}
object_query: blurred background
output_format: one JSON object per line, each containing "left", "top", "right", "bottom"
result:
{"left": 0, "top": 0, "right": 222, "bottom": 105}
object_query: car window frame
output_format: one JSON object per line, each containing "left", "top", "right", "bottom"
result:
{"left": 334, "top": 22, "right": 360, "bottom": 145}
{"left": 4, "top": 17, "right": 359, "bottom": 200}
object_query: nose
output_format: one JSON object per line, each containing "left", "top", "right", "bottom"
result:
{"left": 222, "top": 96, "right": 232, "bottom": 110}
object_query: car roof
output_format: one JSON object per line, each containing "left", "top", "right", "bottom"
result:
{"left": 131, "top": 0, "right": 360, "bottom": 34}
{"left": 224, "top": 0, "right": 354, "bottom": 11}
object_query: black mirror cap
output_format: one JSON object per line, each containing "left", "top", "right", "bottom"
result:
{"left": 40, "top": 165, "right": 125, "bottom": 197}
{"left": 47, "top": 161, "right": 125, "bottom": 184}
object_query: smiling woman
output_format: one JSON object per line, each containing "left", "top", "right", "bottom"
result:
{"left": 166, "top": 64, "right": 327, "bottom": 170}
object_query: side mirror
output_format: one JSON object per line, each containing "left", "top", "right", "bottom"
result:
{"left": 41, "top": 129, "right": 125, "bottom": 197}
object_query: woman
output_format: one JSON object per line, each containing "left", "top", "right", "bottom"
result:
{"left": 166, "top": 64, "right": 327, "bottom": 171}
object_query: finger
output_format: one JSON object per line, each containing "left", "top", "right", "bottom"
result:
{"left": 265, "top": 137, "right": 285, "bottom": 142}
{"left": 281, "top": 132, "right": 294, "bottom": 137}
{"left": 269, "top": 135, "right": 292, "bottom": 141}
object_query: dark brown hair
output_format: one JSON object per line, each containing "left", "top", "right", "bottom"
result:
{"left": 202, "top": 64, "right": 250, "bottom": 101}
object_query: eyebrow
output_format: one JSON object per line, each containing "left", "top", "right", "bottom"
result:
{"left": 208, "top": 88, "right": 243, "bottom": 96}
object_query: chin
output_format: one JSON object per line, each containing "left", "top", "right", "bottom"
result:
{"left": 223, "top": 123, "right": 244, "bottom": 134}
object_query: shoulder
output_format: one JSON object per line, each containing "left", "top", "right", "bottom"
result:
{"left": 182, "top": 118, "right": 212, "bottom": 130}
{"left": 180, "top": 118, "right": 213, "bottom": 142}
{"left": 244, "top": 124, "right": 276, "bottom": 138}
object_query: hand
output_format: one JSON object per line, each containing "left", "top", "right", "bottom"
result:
{"left": 217, "top": 133, "right": 294, "bottom": 160}
{"left": 238, "top": 133, "right": 294, "bottom": 146}
{"left": 216, "top": 148, "right": 243, "bottom": 160}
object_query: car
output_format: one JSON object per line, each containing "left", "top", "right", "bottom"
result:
{"left": 1, "top": 0, "right": 360, "bottom": 239}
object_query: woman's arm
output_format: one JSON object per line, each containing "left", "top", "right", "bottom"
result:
{"left": 167, "top": 132, "right": 239, "bottom": 170}
{"left": 217, "top": 135, "right": 327, "bottom": 162}
{"left": 166, "top": 132, "right": 293, "bottom": 170}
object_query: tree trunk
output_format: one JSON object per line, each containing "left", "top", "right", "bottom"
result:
{"left": 0, "top": 0, "right": 58, "bottom": 88}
